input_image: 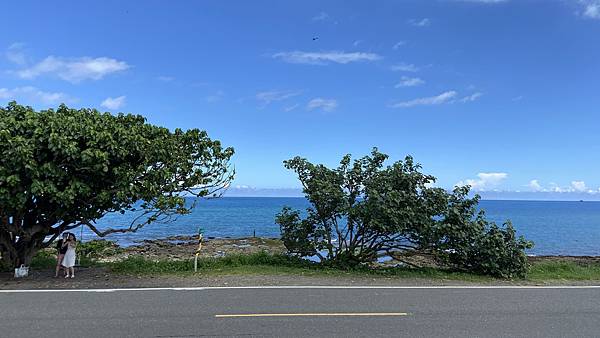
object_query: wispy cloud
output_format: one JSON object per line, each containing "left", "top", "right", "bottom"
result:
{"left": 391, "top": 63, "right": 419, "bottom": 72}
{"left": 353, "top": 40, "right": 364, "bottom": 47}
{"left": 392, "top": 41, "right": 407, "bottom": 50}
{"left": 5, "top": 43, "right": 27, "bottom": 65}
{"left": 459, "top": 92, "right": 483, "bottom": 102}
{"left": 391, "top": 90, "right": 483, "bottom": 108}
{"left": 273, "top": 51, "right": 381, "bottom": 65}
{"left": 408, "top": 18, "right": 431, "bottom": 27}
{"left": 284, "top": 103, "right": 300, "bottom": 112}
{"left": 579, "top": 0, "right": 600, "bottom": 19}
{"left": 312, "top": 11, "right": 329, "bottom": 21}
{"left": 395, "top": 76, "right": 425, "bottom": 88}
{"left": 0, "top": 86, "right": 73, "bottom": 105}
{"left": 307, "top": 98, "right": 338, "bottom": 112}
{"left": 205, "top": 90, "right": 225, "bottom": 103}
{"left": 100, "top": 95, "right": 126, "bottom": 110}
{"left": 15, "top": 56, "right": 130, "bottom": 83}
{"left": 390, "top": 91, "right": 457, "bottom": 108}
{"left": 256, "top": 90, "right": 301, "bottom": 106}
{"left": 458, "top": 1, "right": 596, "bottom": 20}
{"left": 456, "top": 172, "right": 508, "bottom": 191}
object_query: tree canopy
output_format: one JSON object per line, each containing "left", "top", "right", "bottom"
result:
{"left": 0, "top": 102, "right": 234, "bottom": 268}
{"left": 277, "top": 148, "right": 533, "bottom": 277}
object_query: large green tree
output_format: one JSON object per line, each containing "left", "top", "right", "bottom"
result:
{"left": 277, "top": 149, "right": 533, "bottom": 277}
{"left": 0, "top": 102, "right": 234, "bottom": 268}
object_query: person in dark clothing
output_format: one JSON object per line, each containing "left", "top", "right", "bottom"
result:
{"left": 55, "top": 232, "right": 69, "bottom": 278}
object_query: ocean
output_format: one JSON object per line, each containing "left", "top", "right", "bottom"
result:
{"left": 87, "top": 198, "right": 600, "bottom": 256}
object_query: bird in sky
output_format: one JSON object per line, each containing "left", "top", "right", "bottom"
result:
{"left": 312, "top": 37, "right": 319, "bottom": 41}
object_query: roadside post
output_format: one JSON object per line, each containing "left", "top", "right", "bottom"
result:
{"left": 194, "top": 227, "right": 204, "bottom": 272}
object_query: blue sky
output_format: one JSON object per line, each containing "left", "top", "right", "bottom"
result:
{"left": 1, "top": 0, "right": 600, "bottom": 199}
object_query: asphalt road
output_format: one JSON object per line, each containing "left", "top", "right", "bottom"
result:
{"left": 1, "top": 286, "right": 600, "bottom": 337}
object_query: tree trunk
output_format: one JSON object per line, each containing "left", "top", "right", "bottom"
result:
{"left": 0, "top": 232, "right": 43, "bottom": 271}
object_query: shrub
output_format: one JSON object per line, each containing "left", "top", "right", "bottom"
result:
{"left": 277, "top": 148, "right": 533, "bottom": 278}
{"left": 77, "top": 240, "right": 123, "bottom": 259}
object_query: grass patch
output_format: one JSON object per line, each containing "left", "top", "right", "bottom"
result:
{"left": 106, "top": 251, "right": 494, "bottom": 282}
{"left": 109, "top": 252, "right": 314, "bottom": 275}
{"left": 528, "top": 261, "right": 600, "bottom": 281}
{"left": 29, "top": 250, "right": 600, "bottom": 282}
{"left": 78, "top": 240, "right": 123, "bottom": 259}
{"left": 107, "top": 254, "right": 600, "bottom": 282}
{"left": 30, "top": 250, "right": 57, "bottom": 269}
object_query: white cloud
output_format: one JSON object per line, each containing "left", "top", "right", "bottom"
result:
{"left": 256, "top": 90, "right": 301, "bottom": 106}
{"left": 273, "top": 51, "right": 381, "bottom": 65}
{"left": 528, "top": 179, "right": 542, "bottom": 192}
{"left": 0, "top": 86, "right": 73, "bottom": 105}
{"left": 459, "top": 92, "right": 483, "bottom": 102}
{"left": 312, "top": 12, "right": 329, "bottom": 21}
{"left": 571, "top": 180, "right": 588, "bottom": 192}
{"left": 307, "top": 98, "right": 338, "bottom": 112}
{"left": 455, "top": 172, "right": 508, "bottom": 191}
{"left": 408, "top": 18, "right": 431, "bottom": 27}
{"left": 395, "top": 76, "right": 425, "bottom": 88}
{"left": 16, "top": 56, "right": 129, "bottom": 83}
{"left": 392, "top": 41, "right": 407, "bottom": 50}
{"left": 284, "top": 103, "right": 300, "bottom": 112}
{"left": 5, "top": 43, "right": 26, "bottom": 65}
{"left": 390, "top": 91, "right": 457, "bottom": 108}
{"left": 579, "top": 0, "right": 600, "bottom": 18}
{"left": 526, "top": 180, "right": 598, "bottom": 194}
{"left": 391, "top": 63, "right": 419, "bottom": 72}
{"left": 410, "top": 1, "right": 595, "bottom": 22}
{"left": 100, "top": 96, "right": 126, "bottom": 110}
{"left": 424, "top": 182, "right": 437, "bottom": 188}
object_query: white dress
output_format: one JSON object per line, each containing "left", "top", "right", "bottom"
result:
{"left": 62, "top": 245, "right": 76, "bottom": 268}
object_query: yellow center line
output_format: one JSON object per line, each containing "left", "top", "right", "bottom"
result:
{"left": 215, "top": 312, "right": 410, "bottom": 318}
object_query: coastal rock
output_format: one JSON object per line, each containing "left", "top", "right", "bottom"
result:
{"left": 102, "top": 237, "right": 287, "bottom": 261}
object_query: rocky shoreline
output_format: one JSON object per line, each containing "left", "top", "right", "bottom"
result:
{"left": 95, "top": 236, "right": 286, "bottom": 262}
{"left": 89, "top": 236, "right": 600, "bottom": 266}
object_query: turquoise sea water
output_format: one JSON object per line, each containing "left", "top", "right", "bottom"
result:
{"left": 87, "top": 198, "right": 600, "bottom": 256}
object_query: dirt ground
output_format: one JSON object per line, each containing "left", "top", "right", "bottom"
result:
{"left": 0, "top": 266, "right": 490, "bottom": 290}
{"left": 3, "top": 265, "right": 598, "bottom": 290}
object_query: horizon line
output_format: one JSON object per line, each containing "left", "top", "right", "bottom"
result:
{"left": 216, "top": 195, "right": 599, "bottom": 202}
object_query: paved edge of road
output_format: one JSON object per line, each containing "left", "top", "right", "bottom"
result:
{"left": 2, "top": 285, "right": 600, "bottom": 293}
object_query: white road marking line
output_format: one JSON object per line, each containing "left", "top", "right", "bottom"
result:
{"left": 1, "top": 285, "right": 600, "bottom": 293}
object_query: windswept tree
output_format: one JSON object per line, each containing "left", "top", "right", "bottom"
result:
{"left": 0, "top": 102, "right": 234, "bottom": 269}
{"left": 277, "top": 148, "right": 532, "bottom": 277}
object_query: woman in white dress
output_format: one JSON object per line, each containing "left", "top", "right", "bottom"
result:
{"left": 61, "top": 233, "right": 77, "bottom": 278}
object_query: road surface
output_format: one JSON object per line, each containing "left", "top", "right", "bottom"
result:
{"left": 1, "top": 286, "right": 599, "bottom": 337}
